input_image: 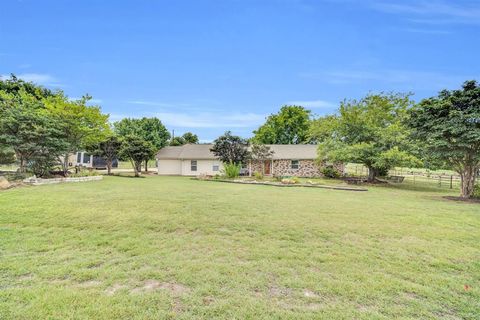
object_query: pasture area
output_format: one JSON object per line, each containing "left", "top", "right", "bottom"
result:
{"left": 0, "top": 176, "right": 479, "bottom": 319}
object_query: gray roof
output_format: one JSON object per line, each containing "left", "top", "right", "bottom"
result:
{"left": 156, "top": 144, "right": 318, "bottom": 160}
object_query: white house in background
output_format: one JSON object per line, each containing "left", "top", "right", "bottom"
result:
{"left": 156, "top": 144, "right": 345, "bottom": 177}
{"left": 156, "top": 144, "right": 223, "bottom": 176}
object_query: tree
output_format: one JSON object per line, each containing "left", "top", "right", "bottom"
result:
{"left": 0, "top": 147, "right": 15, "bottom": 165}
{"left": 210, "top": 131, "right": 249, "bottom": 165}
{"left": 88, "top": 135, "right": 122, "bottom": 175}
{"left": 170, "top": 136, "right": 186, "bottom": 146}
{"left": 169, "top": 132, "right": 199, "bottom": 146}
{"left": 119, "top": 135, "right": 155, "bottom": 177}
{"left": 114, "top": 117, "right": 170, "bottom": 171}
{"left": 44, "top": 94, "right": 110, "bottom": 175}
{"left": 408, "top": 80, "right": 480, "bottom": 198}
{"left": 0, "top": 90, "right": 68, "bottom": 174}
{"left": 0, "top": 74, "right": 53, "bottom": 99}
{"left": 182, "top": 132, "right": 199, "bottom": 144}
{"left": 310, "top": 93, "right": 419, "bottom": 182}
{"left": 252, "top": 105, "right": 312, "bottom": 144}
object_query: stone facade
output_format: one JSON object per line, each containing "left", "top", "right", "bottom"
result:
{"left": 249, "top": 159, "right": 344, "bottom": 178}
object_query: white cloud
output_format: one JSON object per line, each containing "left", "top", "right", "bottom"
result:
{"left": 286, "top": 99, "right": 335, "bottom": 109}
{"left": 154, "top": 112, "right": 266, "bottom": 128}
{"left": 0, "top": 73, "right": 62, "bottom": 87}
{"left": 370, "top": 1, "right": 480, "bottom": 25}
{"left": 126, "top": 100, "right": 173, "bottom": 107}
{"left": 300, "top": 69, "right": 477, "bottom": 90}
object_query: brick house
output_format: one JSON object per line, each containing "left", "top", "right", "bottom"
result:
{"left": 156, "top": 144, "right": 343, "bottom": 177}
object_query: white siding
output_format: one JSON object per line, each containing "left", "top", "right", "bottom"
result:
{"left": 157, "top": 160, "right": 182, "bottom": 175}
{"left": 181, "top": 159, "right": 223, "bottom": 176}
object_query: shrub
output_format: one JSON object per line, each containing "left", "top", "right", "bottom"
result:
{"left": 321, "top": 165, "right": 341, "bottom": 179}
{"left": 473, "top": 184, "right": 480, "bottom": 199}
{"left": 254, "top": 171, "right": 263, "bottom": 180}
{"left": 223, "top": 162, "right": 241, "bottom": 179}
{"left": 69, "top": 170, "right": 98, "bottom": 178}
{"left": 281, "top": 177, "right": 299, "bottom": 184}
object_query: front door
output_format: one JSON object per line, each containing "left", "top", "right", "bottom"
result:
{"left": 263, "top": 160, "right": 271, "bottom": 175}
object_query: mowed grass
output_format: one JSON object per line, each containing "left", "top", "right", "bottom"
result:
{"left": 0, "top": 176, "right": 479, "bottom": 319}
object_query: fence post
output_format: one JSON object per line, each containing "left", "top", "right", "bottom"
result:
{"left": 413, "top": 174, "right": 415, "bottom": 184}
{"left": 450, "top": 175, "right": 453, "bottom": 189}
{"left": 439, "top": 176, "right": 441, "bottom": 187}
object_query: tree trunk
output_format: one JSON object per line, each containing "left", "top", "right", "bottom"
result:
{"left": 367, "top": 166, "right": 377, "bottom": 182}
{"left": 107, "top": 159, "right": 112, "bottom": 175}
{"left": 144, "top": 159, "right": 148, "bottom": 172}
{"left": 19, "top": 155, "right": 26, "bottom": 173}
{"left": 62, "top": 153, "right": 70, "bottom": 176}
{"left": 459, "top": 165, "right": 477, "bottom": 198}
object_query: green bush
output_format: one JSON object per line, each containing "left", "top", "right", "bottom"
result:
{"left": 223, "top": 162, "right": 241, "bottom": 179}
{"left": 473, "top": 184, "right": 480, "bottom": 199}
{"left": 69, "top": 170, "right": 98, "bottom": 178}
{"left": 254, "top": 171, "right": 263, "bottom": 180}
{"left": 321, "top": 166, "right": 341, "bottom": 179}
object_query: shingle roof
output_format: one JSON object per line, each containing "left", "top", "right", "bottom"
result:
{"left": 156, "top": 144, "right": 318, "bottom": 160}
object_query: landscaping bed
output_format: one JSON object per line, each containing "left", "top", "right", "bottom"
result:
{"left": 194, "top": 177, "right": 368, "bottom": 191}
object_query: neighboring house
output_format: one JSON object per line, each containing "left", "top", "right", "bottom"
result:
{"left": 70, "top": 151, "right": 119, "bottom": 169}
{"left": 156, "top": 144, "right": 344, "bottom": 177}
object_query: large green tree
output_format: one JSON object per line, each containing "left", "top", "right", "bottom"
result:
{"left": 252, "top": 105, "right": 312, "bottom": 144}
{"left": 0, "top": 90, "right": 68, "bottom": 176}
{"left": 169, "top": 132, "right": 199, "bottom": 146}
{"left": 119, "top": 135, "right": 155, "bottom": 177}
{"left": 88, "top": 135, "right": 122, "bottom": 175}
{"left": 310, "top": 93, "right": 419, "bottom": 182}
{"left": 408, "top": 80, "right": 480, "bottom": 198}
{"left": 114, "top": 117, "right": 170, "bottom": 171}
{"left": 44, "top": 94, "right": 110, "bottom": 175}
{"left": 211, "top": 131, "right": 249, "bottom": 165}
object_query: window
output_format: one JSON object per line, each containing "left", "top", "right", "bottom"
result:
{"left": 291, "top": 160, "right": 299, "bottom": 169}
{"left": 191, "top": 160, "right": 197, "bottom": 171}
{"left": 76, "top": 152, "right": 82, "bottom": 163}
{"left": 83, "top": 153, "right": 91, "bottom": 164}
{"left": 212, "top": 163, "right": 219, "bottom": 171}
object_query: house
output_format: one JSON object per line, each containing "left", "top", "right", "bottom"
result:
{"left": 156, "top": 144, "right": 344, "bottom": 177}
{"left": 70, "top": 151, "right": 119, "bottom": 169}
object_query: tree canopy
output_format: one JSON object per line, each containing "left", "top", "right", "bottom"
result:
{"left": 252, "top": 105, "right": 312, "bottom": 144}
{"left": 408, "top": 80, "right": 480, "bottom": 198}
{"left": 119, "top": 135, "right": 156, "bottom": 177}
{"left": 310, "top": 93, "right": 419, "bottom": 182}
{"left": 211, "top": 131, "right": 249, "bottom": 165}
{"left": 114, "top": 117, "right": 170, "bottom": 171}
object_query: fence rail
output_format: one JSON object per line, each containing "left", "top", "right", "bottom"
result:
{"left": 345, "top": 164, "right": 462, "bottom": 190}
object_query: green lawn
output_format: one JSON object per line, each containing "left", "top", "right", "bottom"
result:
{"left": 1, "top": 176, "right": 479, "bottom": 319}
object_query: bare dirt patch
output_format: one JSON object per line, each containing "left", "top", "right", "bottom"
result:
{"left": 268, "top": 285, "right": 293, "bottom": 297}
{"left": 130, "top": 280, "right": 191, "bottom": 295}
{"left": 303, "top": 289, "right": 319, "bottom": 298}
{"left": 105, "top": 283, "right": 128, "bottom": 296}
{"left": 77, "top": 280, "right": 102, "bottom": 288}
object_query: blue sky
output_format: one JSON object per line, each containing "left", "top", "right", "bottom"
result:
{"left": 1, "top": 0, "right": 479, "bottom": 141}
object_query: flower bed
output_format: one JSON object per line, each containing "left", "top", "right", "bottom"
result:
{"left": 194, "top": 177, "right": 368, "bottom": 191}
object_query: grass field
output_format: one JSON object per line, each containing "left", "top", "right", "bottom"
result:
{"left": 1, "top": 176, "right": 479, "bottom": 319}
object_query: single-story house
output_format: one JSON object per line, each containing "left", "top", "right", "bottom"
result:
{"left": 156, "top": 144, "right": 344, "bottom": 177}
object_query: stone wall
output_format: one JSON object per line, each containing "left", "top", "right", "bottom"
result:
{"left": 249, "top": 160, "right": 344, "bottom": 178}
{"left": 23, "top": 175, "right": 103, "bottom": 185}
